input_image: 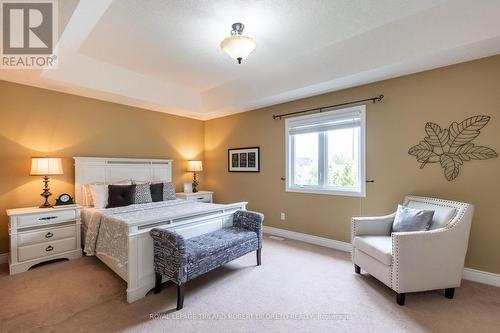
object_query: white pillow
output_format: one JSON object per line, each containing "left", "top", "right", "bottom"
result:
{"left": 89, "top": 184, "right": 108, "bottom": 209}
{"left": 132, "top": 180, "right": 150, "bottom": 185}
{"left": 406, "top": 200, "right": 456, "bottom": 230}
{"left": 113, "top": 180, "right": 132, "bottom": 185}
{"left": 86, "top": 180, "right": 132, "bottom": 208}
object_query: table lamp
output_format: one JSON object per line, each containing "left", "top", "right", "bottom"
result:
{"left": 187, "top": 160, "right": 203, "bottom": 193}
{"left": 30, "top": 157, "right": 63, "bottom": 208}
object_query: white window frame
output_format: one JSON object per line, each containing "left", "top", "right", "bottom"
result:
{"left": 285, "top": 105, "right": 366, "bottom": 197}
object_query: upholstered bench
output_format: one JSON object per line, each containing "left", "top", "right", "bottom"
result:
{"left": 150, "top": 210, "right": 264, "bottom": 310}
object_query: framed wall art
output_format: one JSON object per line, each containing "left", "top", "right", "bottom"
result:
{"left": 228, "top": 147, "right": 260, "bottom": 172}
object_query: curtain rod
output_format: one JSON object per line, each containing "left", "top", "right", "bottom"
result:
{"left": 272, "top": 94, "right": 384, "bottom": 120}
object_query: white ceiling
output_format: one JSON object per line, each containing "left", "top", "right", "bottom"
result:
{"left": 2, "top": 0, "right": 500, "bottom": 120}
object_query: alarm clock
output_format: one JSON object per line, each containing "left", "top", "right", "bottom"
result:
{"left": 55, "top": 193, "right": 74, "bottom": 206}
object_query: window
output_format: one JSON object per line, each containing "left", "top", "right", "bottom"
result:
{"left": 285, "top": 105, "right": 366, "bottom": 197}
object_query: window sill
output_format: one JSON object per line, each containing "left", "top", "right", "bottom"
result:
{"left": 286, "top": 186, "right": 365, "bottom": 197}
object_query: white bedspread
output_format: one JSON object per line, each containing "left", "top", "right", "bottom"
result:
{"left": 82, "top": 200, "right": 227, "bottom": 268}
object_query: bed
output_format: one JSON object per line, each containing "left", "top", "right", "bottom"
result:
{"left": 74, "top": 157, "right": 247, "bottom": 303}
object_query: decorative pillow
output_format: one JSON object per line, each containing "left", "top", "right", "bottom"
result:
{"left": 82, "top": 184, "right": 94, "bottom": 206}
{"left": 89, "top": 184, "right": 108, "bottom": 209}
{"left": 150, "top": 183, "right": 164, "bottom": 202}
{"left": 134, "top": 183, "right": 152, "bottom": 204}
{"left": 163, "top": 182, "right": 176, "bottom": 200}
{"left": 406, "top": 200, "right": 456, "bottom": 230}
{"left": 114, "top": 180, "right": 133, "bottom": 185}
{"left": 392, "top": 205, "right": 435, "bottom": 233}
{"left": 132, "top": 180, "right": 150, "bottom": 185}
{"left": 86, "top": 180, "right": 132, "bottom": 208}
{"left": 107, "top": 185, "right": 136, "bottom": 208}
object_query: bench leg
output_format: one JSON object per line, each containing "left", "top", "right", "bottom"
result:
{"left": 396, "top": 293, "right": 406, "bottom": 306}
{"left": 445, "top": 288, "right": 455, "bottom": 299}
{"left": 257, "top": 249, "right": 262, "bottom": 266}
{"left": 177, "top": 283, "right": 185, "bottom": 310}
{"left": 154, "top": 273, "right": 162, "bottom": 294}
{"left": 354, "top": 264, "right": 361, "bottom": 274}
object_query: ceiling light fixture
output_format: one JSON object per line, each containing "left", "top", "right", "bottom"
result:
{"left": 220, "top": 23, "right": 257, "bottom": 64}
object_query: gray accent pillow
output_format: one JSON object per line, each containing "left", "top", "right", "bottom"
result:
{"left": 163, "top": 182, "right": 176, "bottom": 200}
{"left": 392, "top": 205, "right": 435, "bottom": 232}
{"left": 134, "top": 183, "right": 152, "bottom": 204}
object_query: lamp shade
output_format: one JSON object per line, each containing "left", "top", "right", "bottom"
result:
{"left": 30, "top": 157, "right": 63, "bottom": 176}
{"left": 220, "top": 35, "right": 257, "bottom": 64}
{"left": 187, "top": 160, "right": 203, "bottom": 172}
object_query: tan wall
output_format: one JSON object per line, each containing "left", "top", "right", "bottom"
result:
{"left": 0, "top": 81, "right": 205, "bottom": 254}
{"left": 205, "top": 55, "right": 500, "bottom": 274}
{"left": 2, "top": 55, "right": 500, "bottom": 273}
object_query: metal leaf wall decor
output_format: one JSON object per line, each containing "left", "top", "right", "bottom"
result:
{"left": 408, "top": 115, "right": 497, "bottom": 181}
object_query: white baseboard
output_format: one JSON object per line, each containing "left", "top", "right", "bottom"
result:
{"left": 0, "top": 253, "right": 8, "bottom": 264}
{"left": 263, "top": 226, "right": 500, "bottom": 288}
{"left": 462, "top": 268, "right": 500, "bottom": 287}
{"left": 263, "top": 226, "right": 352, "bottom": 252}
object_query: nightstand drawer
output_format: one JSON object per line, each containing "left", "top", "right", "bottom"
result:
{"left": 18, "top": 226, "right": 76, "bottom": 246}
{"left": 176, "top": 191, "right": 213, "bottom": 203}
{"left": 188, "top": 194, "right": 211, "bottom": 203}
{"left": 18, "top": 237, "right": 76, "bottom": 262}
{"left": 17, "top": 210, "right": 76, "bottom": 228}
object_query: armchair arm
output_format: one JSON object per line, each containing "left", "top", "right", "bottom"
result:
{"left": 233, "top": 210, "right": 264, "bottom": 248}
{"left": 351, "top": 213, "right": 395, "bottom": 239}
{"left": 391, "top": 224, "right": 470, "bottom": 292}
{"left": 150, "top": 228, "right": 188, "bottom": 284}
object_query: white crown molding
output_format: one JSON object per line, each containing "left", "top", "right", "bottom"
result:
{"left": 263, "top": 226, "right": 500, "bottom": 288}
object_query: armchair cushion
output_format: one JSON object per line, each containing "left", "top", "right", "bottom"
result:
{"left": 392, "top": 205, "right": 434, "bottom": 232}
{"left": 406, "top": 200, "right": 456, "bottom": 230}
{"left": 351, "top": 214, "right": 395, "bottom": 238}
{"left": 354, "top": 236, "right": 392, "bottom": 265}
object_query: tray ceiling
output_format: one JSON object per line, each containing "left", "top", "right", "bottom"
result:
{"left": 2, "top": 0, "right": 500, "bottom": 120}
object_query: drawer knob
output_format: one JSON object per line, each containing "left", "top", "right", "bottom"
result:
{"left": 45, "top": 245, "right": 54, "bottom": 252}
{"left": 45, "top": 232, "right": 54, "bottom": 238}
{"left": 39, "top": 216, "right": 58, "bottom": 221}
{"left": 197, "top": 197, "right": 204, "bottom": 200}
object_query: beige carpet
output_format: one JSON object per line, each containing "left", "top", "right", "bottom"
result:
{"left": 1, "top": 235, "right": 500, "bottom": 333}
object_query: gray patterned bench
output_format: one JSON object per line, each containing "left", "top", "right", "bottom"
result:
{"left": 150, "top": 210, "right": 264, "bottom": 310}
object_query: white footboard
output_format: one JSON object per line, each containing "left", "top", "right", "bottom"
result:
{"left": 125, "top": 202, "right": 247, "bottom": 303}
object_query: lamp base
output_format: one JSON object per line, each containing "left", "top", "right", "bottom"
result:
{"left": 39, "top": 176, "right": 53, "bottom": 208}
{"left": 192, "top": 172, "right": 199, "bottom": 193}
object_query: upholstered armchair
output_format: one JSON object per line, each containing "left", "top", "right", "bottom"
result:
{"left": 351, "top": 195, "right": 474, "bottom": 305}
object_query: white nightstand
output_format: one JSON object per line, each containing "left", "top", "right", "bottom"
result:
{"left": 7, "top": 205, "right": 82, "bottom": 275}
{"left": 176, "top": 191, "right": 213, "bottom": 203}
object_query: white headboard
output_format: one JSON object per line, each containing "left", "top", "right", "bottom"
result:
{"left": 73, "top": 157, "right": 173, "bottom": 205}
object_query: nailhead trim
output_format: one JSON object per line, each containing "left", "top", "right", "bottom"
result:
{"left": 391, "top": 233, "right": 399, "bottom": 291}
{"left": 351, "top": 218, "right": 357, "bottom": 262}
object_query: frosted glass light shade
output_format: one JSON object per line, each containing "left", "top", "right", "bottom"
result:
{"left": 220, "top": 35, "right": 257, "bottom": 64}
{"left": 30, "top": 157, "right": 63, "bottom": 176}
{"left": 187, "top": 160, "right": 203, "bottom": 172}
